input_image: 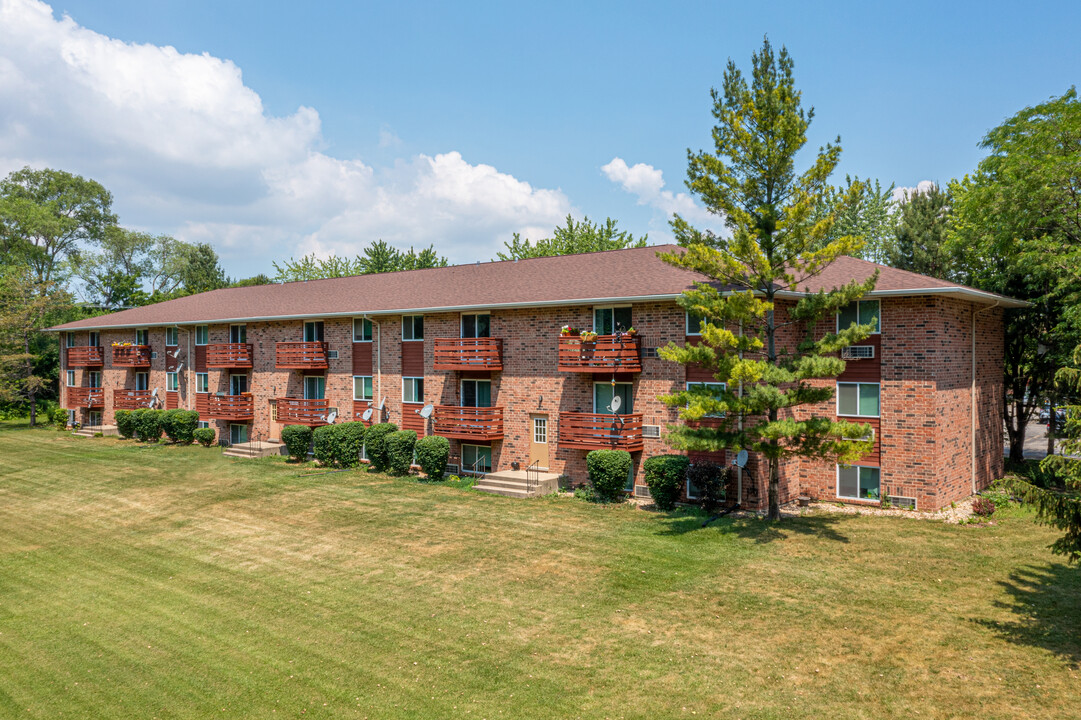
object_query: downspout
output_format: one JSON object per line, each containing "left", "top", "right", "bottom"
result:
{"left": 182, "top": 325, "right": 192, "bottom": 410}
{"left": 372, "top": 316, "right": 381, "bottom": 413}
{"left": 972, "top": 301, "right": 1001, "bottom": 494}
{"left": 737, "top": 320, "right": 744, "bottom": 504}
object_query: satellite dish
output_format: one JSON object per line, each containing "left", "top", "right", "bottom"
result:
{"left": 735, "top": 449, "right": 749, "bottom": 468}
{"left": 609, "top": 395, "right": 622, "bottom": 413}
{"left": 361, "top": 408, "right": 373, "bottom": 421}
{"left": 377, "top": 397, "right": 386, "bottom": 411}
{"left": 326, "top": 410, "right": 338, "bottom": 424}
{"left": 151, "top": 387, "right": 159, "bottom": 399}
{"left": 418, "top": 404, "right": 434, "bottom": 419}
{"left": 175, "top": 362, "right": 184, "bottom": 372}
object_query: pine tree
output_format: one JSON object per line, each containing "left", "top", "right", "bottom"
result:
{"left": 889, "top": 184, "right": 953, "bottom": 279}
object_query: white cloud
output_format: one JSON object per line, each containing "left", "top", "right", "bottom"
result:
{"left": 601, "top": 157, "right": 713, "bottom": 221}
{"left": 891, "top": 180, "right": 938, "bottom": 204}
{"left": 0, "top": 0, "right": 572, "bottom": 273}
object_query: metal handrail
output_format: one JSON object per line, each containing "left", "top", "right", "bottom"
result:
{"left": 526, "top": 459, "right": 540, "bottom": 495}
{"left": 465, "top": 456, "right": 488, "bottom": 479}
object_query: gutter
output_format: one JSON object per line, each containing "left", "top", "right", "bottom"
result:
{"left": 972, "top": 300, "right": 1001, "bottom": 494}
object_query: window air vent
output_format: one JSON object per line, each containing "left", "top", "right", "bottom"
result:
{"left": 642, "top": 347, "right": 659, "bottom": 359}
{"left": 841, "top": 345, "right": 875, "bottom": 360}
{"left": 634, "top": 485, "right": 652, "bottom": 498}
{"left": 888, "top": 495, "right": 917, "bottom": 510}
{"left": 327, "top": 350, "right": 340, "bottom": 360}
{"left": 642, "top": 424, "right": 662, "bottom": 439}
{"left": 151, "top": 352, "right": 158, "bottom": 359}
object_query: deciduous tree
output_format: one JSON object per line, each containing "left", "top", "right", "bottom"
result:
{"left": 816, "top": 175, "right": 897, "bottom": 265}
{"left": 495, "top": 215, "right": 646, "bottom": 261}
{"left": 272, "top": 240, "right": 448, "bottom": 282}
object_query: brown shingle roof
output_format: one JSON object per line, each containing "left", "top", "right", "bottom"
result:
{"left": 49, "top": 244, "right": 1025, "bottom": 331}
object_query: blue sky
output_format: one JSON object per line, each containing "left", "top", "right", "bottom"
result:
{"left": 2, "top": 0, "right": 1079, "bottom": 278}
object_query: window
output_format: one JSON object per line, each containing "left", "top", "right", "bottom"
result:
{"left": 837, "top": 300, "right": 880, "bottom": 334}
{"left": 402, "top": 315, "right": 424, "bottom": 341}
{"left": 686, "top": 475, "right": 701, "bottom": 500}
{"left": 837, "top": 382, "right": 880, "bottom": 417}
{"left": 88, "top": 331, "right": 100, "bottom": 347}
{"left": 230, "top": 424, "right": 249, "bottom": 445}
{"left": 686, "top": 312, "right": 704, "bottom": 336}
{"left": 686, "top": 381, "right": 727, "bottom": 417}
{"left": 195, "top": 326, "right": 208, "bottom": 345}
{"left": 197, "top": 421, "right": 209, "bottom": 430}
{"left": 837, "top": 465, "right": 881, "bottom": 500}
{"left": 303, "top": 376, "right": 325, "bottom": 400}
{"left": 403, "top": 377, "right": 424, "bottom": 403}
{"left": 135, "top": 329, "right": 149, "bottom": 346}
{"left": 167, "top": 372, "right": 179, "bottom": 392}
{"left": 303, "top": 321, "right": 324, "bottom": 342}
{"left": 135, "top": 372, "right": 149, "bottom": 391}
{"left": 230, "top": 374, "right": 248, "bottom": 395}
{"left": 462, "top": 444, "right": 492, "bottom": 474}
{"left": 353, "top": 318, "right": 373, "bottom": 342}
{"left": 165, "top": 327, "right": 178, "bottom": 346}
{"left": 66, "top": 332, "right": 77, "bottom": 348}
{"left": 88, "top": 371, "right": 101, "bottom": 388}
{"left": 533, "top": 417, "right": 547, "bottom": 444}
{"left": 230, "top": 324, "right": 247, "bottom": 343}
{"left": 353, "top": 375, "right": 374, "bottom": 401}
{"left": 594, "top": 306, "right": 632, "bottom": 335}
{"left": 461, "top": 313, "right": 490, "bottom": 339}
{"left": 66, "top": 370, "right": 75, "bottom": 387}
{"left": 196, "top": 373, "right": 209, "bottom": 394}
{"left": 461, "top": 379, "right": 492, "bottom": 408}
{"left": 594, "top": 382, "right": 633, "bottom": 414}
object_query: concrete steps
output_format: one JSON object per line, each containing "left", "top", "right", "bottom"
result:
{"left": 222, "top": 441, "right": 285, "bottom": 459}
{"left": 474, "top": 469, "right": 561, "bottom": 498}
{"left": 73, "top": 425, "right": 118, "bottom": 438}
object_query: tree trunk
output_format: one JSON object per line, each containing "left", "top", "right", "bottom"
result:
{"left": 1006, "top": 396, "right": 1028, "bottom": 463}
{"left": 1047, "top": 392, "right": 1056, "bottom": 457}
{"left": 768, "top": 456, "right": 781, "bottom": 521}
{"left": 24, "top": 330, "right": 36, "bottom": 427}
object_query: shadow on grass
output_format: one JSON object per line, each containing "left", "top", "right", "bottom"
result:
{"left": 654, "top": 509, "right": 850, "bottom": 543}
{"left": 974, "top": 563, "right": 1081, "bottom": 668}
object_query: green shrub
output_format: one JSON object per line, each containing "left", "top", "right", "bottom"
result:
{"left": 335, "top": 422, "right": 366, "bottom": 468}
{"left": 161, "top": 409, "right": 199, "bottom": 444}
{"left": 365, "top": 422, "right": 398, "bottom": 472}
{"left": 193, "top": 427, "right": 216, "bottom": 447}
{"left": 133, "top": 409, "right": 163, "bottom": 442}
{"left": 687, "top": 461, "right": 726, "bottom": 514}
{"left": 643, "top": 454, "right": 691, "bottom": 510}
{"left": 51, "top": 406, "right": 68, "bottom": 427}
{"left": 312, "top": 424, "right": 337, "bottom": 465}
{"left": 385, "top": 429, "right": 418, "bottom": 476}
{"left": 415, "top": 435, "right": 450, "bottom": 480}
{"left": 587, "top": 450, "right": 632, "bottom": 502}
{"left": 115, "top": 410, "right": 135, "bottom": 439}
{"left": 281, "top": 424, "right": 313, "bottom": 462}
{"left": 972, "top": 496, "right": 996, "bottom": 517}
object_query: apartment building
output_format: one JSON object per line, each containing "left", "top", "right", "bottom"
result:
{"left": 51, "top": 245, "right": 1021, "bottom": 511}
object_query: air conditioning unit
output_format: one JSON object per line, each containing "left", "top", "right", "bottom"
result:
{"left": 642, "top": 424, "right": 662, "bottom": 438}
{"left": 841, "top": 345, "right": 875, "bottom": 360}
{"left": 327, "top": 349, "right": 340, "bottom": 360}
{"left": 843, "top": 429, "right": 876, "bottom": 442}
{"left": 634, "top": 485, "right": 652, "bottom": 498}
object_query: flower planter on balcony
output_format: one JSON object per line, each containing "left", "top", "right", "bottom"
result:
{"left": 206, "top": 343, "right": 254, "bottom": 368}
{"left": 66, "top": 387, "right": 104, "bottom": 409}
{"left": 275, "top": 342, "right": 328, "bottom": 369}
{"left": 66, "top": 346, "right": 104, "bottom": 367}
{"left": 275, "top": 397, "right": 330, "bottom": 426}
{"left": 433, "top": 406, "right": 504, "bottom": 441}
{"left": 112, "top": 345, "right": 152, "bottom": 367}
{"left": 557, "top": 335, "right": 641, "bottom": 372}
{"left": 433, "top": 338, "right": 503, "bottom": 371}
{"left": 113, "top": 388, "right": 153, "bottom": 409}
{"left": 557, "top": 411, "right": 644, "bottom": 451}
{"left": 205, "top": 393, "right": 255, "bottom": 421}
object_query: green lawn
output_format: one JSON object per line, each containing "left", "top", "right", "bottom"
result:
{"left": 0, "top": 422, "right": 1078, "bottom": 719}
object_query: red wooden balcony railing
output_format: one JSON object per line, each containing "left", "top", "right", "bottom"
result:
{"left": 433, "top": 338, "right": 503, "bottom": 371}
{"left": 275, "top": 342, "right": 328, "bottom": 369}
{"left": 206, "top": 343, "right": 254, "bottom": 368}
{"left": 433, "top": 406, "right": 504, "bottom": 441}
{"left": 205, "top": 393, "right": 255, "bottom": 421}
{"left": 66, "top": 346, "right": 104, "bottom": 367}
{"left": 66, "top": 387, "right": 104, "bottom": 409}
{"left": 113, "top": 388, "right": 153, "bottom": 409}
{"left": 275, "top": 397, "right": 330, "bottom": 426}
{"left": 558, "top": 412, "right": 644, "bottom": 451}
{"left": 557, "top": 335, "right": 641, "bottom": 372}
{"left": 112, "top": 345, "right": 152, "bottom": 367}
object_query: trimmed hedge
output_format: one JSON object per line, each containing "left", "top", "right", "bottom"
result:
{"left": 385, "top": 429, "right": 417, "bottom": 476}
{"left": 193, "top": 427, "right": 216, "bottom": 447}
{"left": 115, "top": 410, "right": 135, "bottom": 439}
{"left": 281, "top": 424, "right": 313, "bottom": 462}
{"left": 161, "top": 409, "right": 199, "bottom": 444}
{"left": 687, "top": 461, "right": 726, "bottom": 513}
{"left": 365, "top": 422, "right": 398, "bottom": 472}
{"left": 587, "top": 449, "right": 632, "bottom": 502}
{"left": 132, "top": 409, "right": 163, "bottom": 442}
{"left": 643, "top": 454, "right": 691, "bottom": 510}
{"left": 415, "top": 435, "right": 449, "bottom": 480}
{"left": 313, "top": 422, "right": 366, "bottom": 468}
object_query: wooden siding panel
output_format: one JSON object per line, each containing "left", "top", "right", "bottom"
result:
{"left": 401, "top": 402, "right": 427, "bottom": 436}
{"left": 838, "top": 334, "right": 881, "bottom": 382}
{"left": 195, "top": 345, "right": 207, "bottom": 372}
{"left": 352, "top": 342, "right": 373, "bottom": 375}
{"left": 401, "top": 341, "right": 424, "bottom": 377}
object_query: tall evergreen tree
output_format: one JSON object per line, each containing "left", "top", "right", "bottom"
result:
{"left": 889, "top": 184, "right": 953, "bottom": 279}
{"left": 660, "top": 38, "right": 877, "bottom": 521}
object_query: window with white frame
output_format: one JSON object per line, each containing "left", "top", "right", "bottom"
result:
{"left": 165, "top": 327, "right": 178, "bottom": 346}
{"left": 533, "top": 416, "right": 547, "bottom": 444}
{"left": 66, "top": 332, "right": 77, "bottom": 347}
{"left": 402, "top": 315, "right": 424, "bottom": 341}
{"left": 837, "top": 300, "right": 880, "bottom": 334}
{"left": 303, "top": 375, "right": 325, "bottom": 400}
{"left": 594, "top": 306, "right": 632, "bottom": 335}
{"left": 837, "top": 465, "right": 881, "bottom": 500}
{"left": 195, "top": 326, "right": 208, "bottom": 345}
{"left": 135, "top": 328, "right": 149, "bottom": 346}
{"left": 686, "top": 312, "right": 705, "bottom": 336}
{"left": 403, "top": 377, "right": 424, "bottom": 403}
{"left": 686, "top": 381, "right": 727, "bottom": 417}
{"left": 229, "top": 374, "right": 248, "bottom": 395}
{"left": 837, "top": 382, "right": 880, "bottom": 418}
{"left": 230, "top": 324, "right": 247, "bottom": 343}
{"left": 230, "top": 424, "right": 248, "bottom": 445}
{"left": 167, "top": 372, "right": 179, "bottom": 392}
{"left": 461, "top": 379, "right": 491, "bottom": 408}
{"left": 197, "top": 420, "right": 209, "bottom": 429}
{"left": 686, "top": 475, "right": 701, "bottom": 500}
{"left": 303, "top": 321, "right": 324, "bottom": 342}
{"left": 353, "top": 375, "right": 374, "bottom": 401}
{"left": 461, "top": 313, "right": 490, "bottom": 338}
{"left": 66, "top": 370, "right": 75, "bottom": 387}
{"left": 135, "top": 372, "right": 149, "bottom": 391}
{"left": 594, "top": 382, "right": 633, "bottom": 414}
{"left": 353, "top": 318, "right": 373, "bottom": 342}
{"left": 88, "top": 331, "right": 100, "bottom": 347}
{"left": 196, "top": 373, "right": 209, "bottom": 394}
{"left": 88, "top": 371, "right": 101, "bottom": 388}
{"left": 462, "top": 444, "right": 492, "bottom": 474}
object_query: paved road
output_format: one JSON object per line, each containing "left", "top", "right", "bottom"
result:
{"left": 1006, "top": 421, "right": 1060, "bottom": 460}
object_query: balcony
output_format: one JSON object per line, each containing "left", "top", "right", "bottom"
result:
{"left": 557, "top": 335, "right": 641, "bottom": 373}
{"left": 114, "top": 388, "right": 153, "bottom": 409}
{"left": 66, "top": 346, "right": 103, "bottom": 367}
{"left": 275, "top": 342, "right": 328, "bottom": 369}
{"left": 275, "top": 397, "right": 330, "bottom": 426}
{"left": 433, "top": 338, "right": 504, "bottom": 371}
{"left": 112, "top": 345, "right": 152, "bottom": 367}
{"left": 558, "top": 412, "right": 644, "bottom": 451}
{"left": 205, "top": 393, "right": 255, "bottom": 421}
{"left": 433, "top": 406, "right": 504, "bottom": 441}
{"left": 66, "top": 387, "right": 104, "bottom": 409}
{"left": 206, "top": 343, "right": 254, "bottom": 368}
